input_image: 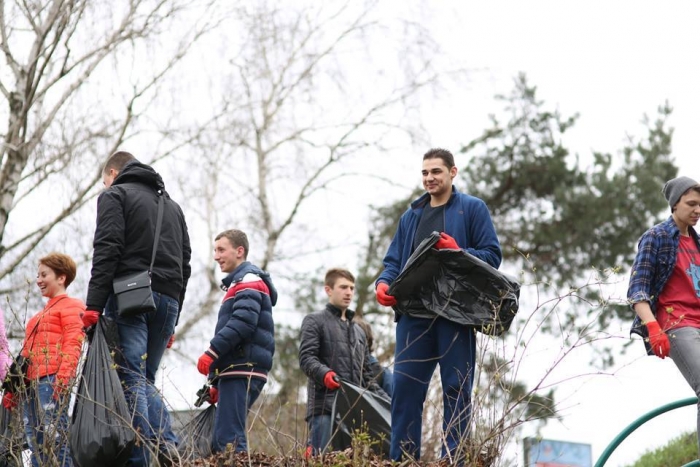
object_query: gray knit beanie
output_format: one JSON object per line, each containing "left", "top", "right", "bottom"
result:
{"left": 662, "top": 176, "right": 699, "bottom": 209}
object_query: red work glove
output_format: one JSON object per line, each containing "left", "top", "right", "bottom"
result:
{"left": 167, "top": 335, "right": 175, "bottom": 349}
{"left": 81, "top": 311, "right": 100, "bottom": 329}
{"left": 646, "top": 321, "right": 671, "bottom": 359}
{"left": 376, "top": 282, "right": 397, "bottom": 307}
{"left": 435, "top": 232, "right": 459, "bottom": 250}
{"left": 323, "top": 371, "right": 340, "bottom": 390}
{"left": 197, "top": 350, "right": 216, "bottom": 375}
{"left": 208, "top": 387, "right": 218, "bottom": 404}
{"left": 2, "top": 392, "right": 16, "bottom": 410}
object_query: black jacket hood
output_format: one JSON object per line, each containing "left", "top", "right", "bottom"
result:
{"left": 113, "top": 160, "right": 165, "bottom": 192}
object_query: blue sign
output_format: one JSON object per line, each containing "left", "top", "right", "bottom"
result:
{"left": 524, "top": 438, "right": 592, "bottom": 467}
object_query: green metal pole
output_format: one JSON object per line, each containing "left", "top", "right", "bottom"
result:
{"left": 594, "top": 397, "right": 697, "bottom": 467}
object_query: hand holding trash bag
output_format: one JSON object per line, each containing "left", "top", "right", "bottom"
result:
{"left": 81, "top": 310, "right": 100, "bottom": 329}
{"left": 435, "top": 232, "right": 459, "bottom": 250}
{"left": 646, "top": 321, "right": 670, "bottom": 359}
{"left": 387, "top": 232, "right": 520, "bottom": 336}
{"left": 375, "top": 283, "right": 396, "bottom": 307}
{"left": 208, "top": 387, "right": 218, "bottom": 404}
{"left": 323, "top": 371, "right": 340, "bottom": 390}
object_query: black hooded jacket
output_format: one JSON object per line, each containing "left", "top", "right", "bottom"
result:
{"left": 86, "top": 161, "right": 191, "bottom": 316}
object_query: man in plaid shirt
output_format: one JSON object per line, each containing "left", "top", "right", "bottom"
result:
{"left": 627, "top": 175, "right": 700, "bottom": 456}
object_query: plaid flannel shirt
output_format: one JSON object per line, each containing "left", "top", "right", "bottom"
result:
{"left": 627, "top": 216, "right": 700, "bottom": 354}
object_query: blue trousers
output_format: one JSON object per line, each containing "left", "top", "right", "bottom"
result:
{"left": 212, "top": 377, "right": 265, "bottom": 453}
{"left": 391, "top": 315, "right": 476, "bottom": 461}
{"left": 148, "top": 383, "right": 178, "bottom": 447}
{"left": 23, "top": 375, "right": 72, "bottom": 467}
{"left": 107, "top": 292, "right": 179, "bottom": 467}
{"left": 307, "top": 414, "right": 332, "bottom": 454}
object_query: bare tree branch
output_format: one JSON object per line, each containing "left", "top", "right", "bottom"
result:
{"left": 0, "top": 0, "right": 221, "bottom": 283}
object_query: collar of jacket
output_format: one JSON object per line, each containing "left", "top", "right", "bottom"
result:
{"left": 220, "top": 261, "right": 252, "bottom": 291}
{"left": 411, "top": 186, "right": 460, "bottom": 211}
{"left": 325, "top": 303, "right": 355, "bottom": 321}
{"left": 661, "top": 215, "right": 700, "bottom": 241}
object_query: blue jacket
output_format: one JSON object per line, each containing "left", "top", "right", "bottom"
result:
{"left": 628, "top": 217, "right": 700, "bottom": 354}
{"left": 377, "top": 187, "right": 502, "bottom": 287}
{"left": 208, "top": 261, "right": 277, "bottom": 381}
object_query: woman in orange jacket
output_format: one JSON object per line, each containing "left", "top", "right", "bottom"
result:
{"left": 2, "top": 252, "right": 85, "bottom": 467}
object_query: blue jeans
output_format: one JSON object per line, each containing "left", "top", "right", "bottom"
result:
{"left": 391, "top": 315, "right": 476, "bottom": 461}
{"left": 106, "top": 292, "right": 178, "bottom": 467}
{"left": 212, "top": 377, "right": 265, "bottom": 453}
{"left": 148, "top": 383, "right": 178, "bottom": 447}
{"left": 381, "top": 366, "right": 394, "bottom": 398}
{"left": 669, "top": 326, "right": 700, "bottom": 452}
{"left": 308, "top": 414, "right": 332, "bottom": 455}
{"left": 23, "top": 375, "right": 72, "bottom": 467}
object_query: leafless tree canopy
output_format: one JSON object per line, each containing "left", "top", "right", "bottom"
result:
{"left": 172, "top": 1, "right": 441, "bottom": 342}
{"left": 0, "top": 0, "right": 215, "bottom": 295}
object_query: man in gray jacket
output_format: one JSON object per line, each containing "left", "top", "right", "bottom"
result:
{"left": 298, "top": 268, "right": 387, "bottom": 455}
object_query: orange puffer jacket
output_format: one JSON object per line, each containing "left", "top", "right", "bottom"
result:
{"left": 21, "top": 294, "right": 85, "bottom": 383}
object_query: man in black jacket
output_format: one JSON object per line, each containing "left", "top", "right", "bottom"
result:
{"left": 298, "top": 268, "right": 387, "bottom": 455}
{"left": 82, "top": 151, "right": 191, "bottom": 467}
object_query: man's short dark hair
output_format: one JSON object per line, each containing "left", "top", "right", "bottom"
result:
{"left": 324, "top": 268, "right": 355, "bottom": 288}
{"left": 39, "top": 252, "right": 77, "bottom": 288}
{"left": 103, "top": 151, "right": 136, "bottom": 174}
{"left": 215, "top": 229, "right": 249, "bottom": 259}
{"left": 423, "top": 148, "right": 455, "bottom": 169}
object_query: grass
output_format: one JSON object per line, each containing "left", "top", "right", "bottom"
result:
{"left": 625, "top": 431, "right": 697, "bottom": 467}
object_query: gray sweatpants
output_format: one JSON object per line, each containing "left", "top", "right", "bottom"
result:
{"left": 669, "top": 326, "right": 700, "bottom": 457}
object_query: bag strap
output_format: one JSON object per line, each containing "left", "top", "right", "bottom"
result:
{"left": 149, "top": 194, "right": 164, "bottom": 273}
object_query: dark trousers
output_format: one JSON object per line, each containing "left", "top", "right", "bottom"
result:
{"left": 391, "top": 315, "right": 476, "bottom": 461}
{"left": 212, "top": 377, "right": 265, "bottom": 453}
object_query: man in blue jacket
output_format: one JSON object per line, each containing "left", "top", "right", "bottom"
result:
{"left": 197, "top": 229, "right": 277, "bottom": 453}
{"left": 375, "top": 148, "right": 501, "bottom": 462}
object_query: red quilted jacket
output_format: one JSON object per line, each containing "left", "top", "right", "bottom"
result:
{"left": 21, "top": 294, "right": 85, "bottom": 383}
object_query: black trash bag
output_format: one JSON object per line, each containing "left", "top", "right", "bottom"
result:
{"left": 70, "top": 318, "right": 135, "bottom": 467}
{"left": 330, "top": 380, "right": 391, "bottom": 457}
{"left": 388, "top": 231, "right": 520, "bottom": 336}
{"left": 176, "top": 404, "right": 216, "bottom": 461}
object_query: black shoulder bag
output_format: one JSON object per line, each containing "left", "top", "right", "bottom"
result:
{"left": 112, "top": 194, "right": 164, "bottom": 317}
